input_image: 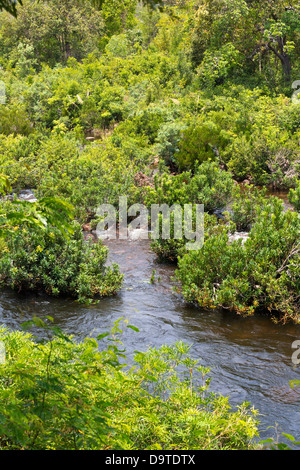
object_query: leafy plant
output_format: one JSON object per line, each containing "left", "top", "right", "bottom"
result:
{"left": 224, "top": 184, "right": 268, "bottom": 232}
{"left": 0, "top": 321, "right": 260, "bottom": 450}
{"left": 145, "top": 161, "right": 234, "bottom": 213}
{"left": 176, "top": 197, "right": 300, "bottom": 323}
{"left": 289, "top": 181, "right": 300, "bottom": 211}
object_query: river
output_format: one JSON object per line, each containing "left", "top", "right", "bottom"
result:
{"left": 0, "top": 236, "right": 299, "bottom": 446}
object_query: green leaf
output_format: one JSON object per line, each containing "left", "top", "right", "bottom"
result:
{"left": 127, "top": 325, "right": 140, "bottom": 332}
{"left": 282, "top": 433, "right": 295, "bottom": 442}
{"left": 97, "top": 332, "right": 110, "bottom": 341}
{"left": 290, "top": 379, "right": 300, "bottom": 389}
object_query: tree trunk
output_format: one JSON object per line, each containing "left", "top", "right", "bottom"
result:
{"left": 65, "top": 40, "right": 71, "bottom": 61}
{"left": 267, "top": 38, "right": 291, "bottom": 83}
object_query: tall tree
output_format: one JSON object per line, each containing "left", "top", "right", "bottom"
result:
{"left": 0, "top": 0, "right": 104, "bottom": 65}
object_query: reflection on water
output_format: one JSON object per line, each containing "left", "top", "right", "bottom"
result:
{"left": 0, "top": 238, "right": 299, "bottom": 443}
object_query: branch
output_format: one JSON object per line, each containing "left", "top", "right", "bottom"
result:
{"left": 276, "top": 242, "right": 300, "bottom": 275}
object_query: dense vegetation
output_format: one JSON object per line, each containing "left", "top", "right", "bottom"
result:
{"left": 0, "top": 0, "right": 299, "bottom": 451}
{"left": 0, "top": 319, "right": 260, "bottom": 450}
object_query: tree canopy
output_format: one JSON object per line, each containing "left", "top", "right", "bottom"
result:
{"left": 0, "top": 0, "right": 22, "bottom": 16}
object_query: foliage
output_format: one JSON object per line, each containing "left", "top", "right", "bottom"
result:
{"left": 0, "top": 0, "right": 104, "bottom": 66}
{"left": 289, "top": 180, "right": 300, "bottom": 211}
{"left": 0, "top": 322, "right": 260, "bottom": 450}
{"left": 190, "top": 0, "right": 300, "bottom": 84}
{"left": 197, "top": 43, "right": 242, "bottom": 87}
{"left": 0, "top": 0, "right": 299, "bottom": 451}
{"left": 0, "top": 176, "right": 121, "bottom": 305}
{"left": 145, "top": 161, "right": 235, "bottom": 262}
{"left": 97, "top": 0, "right": 137, "bottom": 38}
{"left": 155, "top": 119, "right": 187, "bottom": 167}
{"left": 0, "top": 172, "right": 11, "bottom": 194}
{"left": 176, "top": 197, "right": 300, "bottom": 323}
{"left": 150, "top": 211, "right": 232, "bottom": 263}
{"left": 0, "top": 195, "right": 75, "bottom": 239}
{"left": 174, "top": 119, "right": 224, "bottom": 170}
{"left": 0, "top": 219, "right": 123, "bottom": 303}
{"left": 145, "top": 160, "right": 234, "bottom": 212}
{"left": 224, "top": 184, "right": 268, "bottom": 231}
{"left": 2, "top": 133, "right": 143, "bottom": 222}
{"left": 0, "top": 103, "right": 32, "bottom": 136}
{"left": 0, "top": 0, "right": 22, "bottom": 16}
{"left": 149, "top": 183, "right": 278, "bottom": 263}
{"left": 0, "top": 174, "right": 76, "bottom": 246}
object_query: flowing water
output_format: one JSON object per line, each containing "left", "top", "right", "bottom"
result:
{"left": 0, "top": 236, "right": 299, "bottom": 445}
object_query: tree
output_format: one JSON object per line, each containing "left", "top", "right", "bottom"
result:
{"left": 190, "top": 0, "right": 300, "bottom": 83}
{"left": 0, "top": 0, "right": 104, "bottom": 65}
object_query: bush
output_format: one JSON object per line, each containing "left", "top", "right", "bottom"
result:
{"left": 145, "top": 161, "right": 234, "bottom": 213}
{"left": 146, "top": 162, "right": 235, "bottom": 262}
{"left": 0, "top": 103, "right": 33, "bottom": 136}
{"left": 289, "top": 181, "right": 300, "bottom": 211}
{"left": 7, "top": 134, "right": 142, "bottom": 222}
{"left": 196, "top": 43, "right": 242, "bottom": 88}
{"left": 0, "top": 323, "right": 260, "bottom": 450}
{"left": 176, "top": 198, "right": 300, "bottom": 323}
{"left": 0, "top": 221, "right": 123, "bottom": 303}
{"left": 155, "top": 120, "right": 187, "bottom": 168}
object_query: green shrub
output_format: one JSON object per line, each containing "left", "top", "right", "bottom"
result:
{"left": 145, "top": 161, "right": 234, "bottom": 213}
{"left": 146, "top": 162, "right": 235, "bottom": 262}
{"left": 7, "top": 134, "right": 142, "bottom": 222}
{"left": 150, "top": 212, "right": 232, "bottom": 263}
{"left": 118, "top": 105, "right": 168, "bottom": 145}
{"left": 0, "top": 103, "right": 33, "bottom": 136}
{"left": 278, "top": 103, "right": 300, "bottom": 135}
{"left": 176, "top": 198, "right": 300, "bottom": 323}
{"left": 0, "top": 133, "right": 42, "bottom": 171}
{"left": 289, "top": 181, "right": 300, "bottom": 211}
{"left": 224, "top": 184, "right": 268, "bottom": 231}
{"left": 175, "top": 120, "right": 228, "bottom": 170}
{"left": 155, "top": 120, "right": 187, "bottom": 167}
{"left": 196, "top": 43, "right": 242, "bottom": 88}
{"left": 0, "top": 221, "right": 123, "bottom": 303}
{"left": 7, "top": 133, "right": 79, "bottom": 190}
{"left": 0, "top": 323, "right": 260, "bottom": 450}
